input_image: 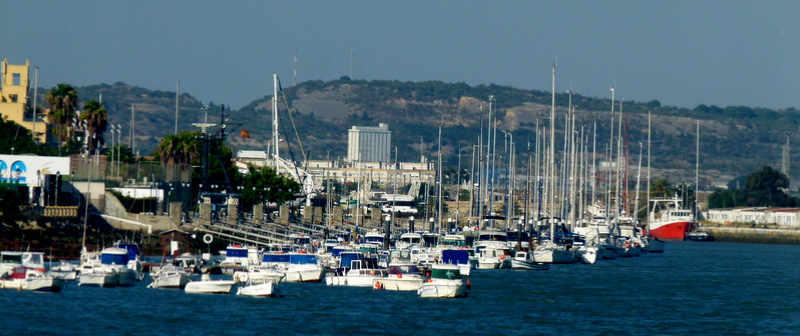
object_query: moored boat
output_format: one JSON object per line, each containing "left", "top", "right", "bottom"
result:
{"left": 185, "top": 274, "right": 236, "bottom": 294}
{"left": 373, "top": 263, "right": 425, "bottom": 291}
{"left": 417, "top": 263, "right": 468, "bottom": 298}
{"left": 236, "top": 277, "right": 281, "bottom": 297}
{"left": 0, "top": 266, "right": 65, "bottom": 292}
{"left": 147, "top": 265, "right": 192, "bottom": 289}
{"left": 647, "top": 197, "right": 694, "bottom": 240}
{"left": 510, "top": 251, "right": 550, "bottom": 270}
{"left": 685, "top": 230, "right": 715, "bottom": 242}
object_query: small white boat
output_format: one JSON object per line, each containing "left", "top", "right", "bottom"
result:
{"left": 236, "top": 278, "right": 281, "bottom": 297}
{"left": 0, "top": 266, "right": 65, "bottom": 292}
{"left": 185, "top": 274, "right": 236, "bottom": 294}
{"left": 510, "top": 251, "right": 550, "bottom": 270}
{"left": 260, "top": 252, "right": 325, "bottom": 283}
{"left": 417, "top": 264, "right": 467, "bottom": 298}
{"left": 233, "top": 265, "right": 285, "bottom": 284}
{"left": 326, "top": 253, "right": 387, "bottom": 287}
{"left": 48, "top": 260, "right": 79, "bottom": 280}
{"left": 78, "top": 247, "right": 137, "bottom": 287}
{"left": 147, "top": 265, "right": 192, "bottom": 289}
{"left": 576, "top": 246, "right": 599, "bottom": 264}
{"left": 533, "top": 243, "right": 574, "bottom": 264}
{"left": 373, "top": 263, "right": 425, "bottom": 291}
{"left": 475, "top": 246, "right": 511, "bottom": 269}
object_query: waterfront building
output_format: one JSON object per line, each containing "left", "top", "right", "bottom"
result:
{"left": 0, "top": 59, "right": 49, "bottom": 143}
{"left": 347, "top": 123, "right": 391, "bottom": 163}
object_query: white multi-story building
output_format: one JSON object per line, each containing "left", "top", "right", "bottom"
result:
{"left": 348, "top": 123, "right": 391, "bottom": 163}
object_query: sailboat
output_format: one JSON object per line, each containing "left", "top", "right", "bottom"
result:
{"left": 685, "top": 120, "right": 715, "bottom": 242}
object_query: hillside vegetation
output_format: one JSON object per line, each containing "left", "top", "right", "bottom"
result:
{"left": 71, "top": 79, "right": 800, "bottom": 187}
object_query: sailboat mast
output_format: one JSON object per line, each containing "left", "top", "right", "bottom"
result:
{"left": 695, "top": 120, "right": 700, "bottom": 223}
{"left": 549, "top": 64, "right": 557, "bottom": 238}
{"left": 437, "top": 116, "right": 444, "bottom": 232}
{"left": 646, "top": 111, "right": 652, "bottom": 233}
{"left": 273, "top": 74, "right": 280, "bottom": 172}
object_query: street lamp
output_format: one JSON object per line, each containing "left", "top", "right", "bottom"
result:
{"left": 409, "top": 216, "right": 415, "bottom": 233}
{"left": 384, "top": 214, "right": 391, "bottom": 250}
{"left": 56, "top": 171, "right": 60, "bottom": 206}
{"left": 429, "top": 216, "right": 435, "bottom": 233}
{"left": 36, "top": 170, "right": 41, "bottom": 206}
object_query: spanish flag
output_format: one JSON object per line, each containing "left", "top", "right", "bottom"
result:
{"left": 240, "top": 130, "right": 251, "bottom": 138}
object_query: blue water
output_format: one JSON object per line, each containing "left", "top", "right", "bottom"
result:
{"left": 3, "top": 241, "right": 800, "bottom": 335}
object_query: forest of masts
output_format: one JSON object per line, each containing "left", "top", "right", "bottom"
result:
{"left": 462, "top": 65, "right": 652, "bottom": 236}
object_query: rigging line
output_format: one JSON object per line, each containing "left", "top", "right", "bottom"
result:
{"left": 276, "top": 103, "right": 304, "bottom": 183}
{"left": 280, "top": 90, "right": 307, "bottom": 164}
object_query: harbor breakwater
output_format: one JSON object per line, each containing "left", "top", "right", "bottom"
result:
{"left": 704, "top": 225, "right": 800, "bottom": 245}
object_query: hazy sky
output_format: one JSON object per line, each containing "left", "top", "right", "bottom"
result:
{"left": 2, "top": 1, "right": 798, "bottom": 110}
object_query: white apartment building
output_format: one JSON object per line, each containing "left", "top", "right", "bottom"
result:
{"left": 348, "top": 123, "right": 391, "bottom": 163}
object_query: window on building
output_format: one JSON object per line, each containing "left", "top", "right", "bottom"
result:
{"left": 12, "top": 73, "right": 21, "bottom": 86}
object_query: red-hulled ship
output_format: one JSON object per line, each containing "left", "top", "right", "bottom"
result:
{"left": 647, "top": 197, "right": 696, "bottom": 240}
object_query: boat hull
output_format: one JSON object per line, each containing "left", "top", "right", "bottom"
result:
{"left": 185, "top": 280, "right": 236, "bottom": 294}
{"left": 510, "top": 259, "right": 550, "bottom": 270}
{"left": 648, "top": 220, "right": 692, "bottom": 240}
{"left": 374, "top": 277, "right": 424, "bottom": 291}
{"left": 79, "top": 271, "right": 118, "bottom": 287}
{"left": 418, "top": 280, "right": 468, "bottom": 298}
{"left": 237, "top": 282, "right": 280, "bottom": 297}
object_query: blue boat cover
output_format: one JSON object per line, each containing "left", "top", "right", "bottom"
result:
{"left": 441, "top": 250, "right": 469, "bottom": 265}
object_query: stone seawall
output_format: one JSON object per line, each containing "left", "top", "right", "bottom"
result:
{"left": 705, "top": 226, "right": 800, "bottom": 245}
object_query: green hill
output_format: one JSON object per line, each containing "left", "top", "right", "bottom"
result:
{"left": 72, "top": 79, "right": 800, "bottom": 187}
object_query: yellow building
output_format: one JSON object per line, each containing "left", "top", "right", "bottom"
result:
{"left": 0, "top": 58, "right": 49, "bottom": 143}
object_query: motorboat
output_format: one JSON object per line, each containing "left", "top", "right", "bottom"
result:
{"left": 218, "top": 245, "right": 259, "bottom": 275}
{"left": 575, "top": 246, "right": 599, "bottom": 264}
{"left": 373, "top": 263, "right": 425, "bottom": 291}
{"left": 1, "top": 266, "right": 65, "bottom": 292}
{"left": 417, "top": 263, "right": 468, "bottom": 298}
{"left": 236, "top": 277, "right": 281, "bottom": 297}
{"left": 475, "top": 246, "right": 511, "bottom": 269}
{"left": 48, "top": 260, "right": 79, "bottom": 280}
{"left": 533, "top": 241, "right": 575, "bottom": 264}
{"left": 260, "top": 252, "right": 326, "bottom": 282}
{"left": 326, "top": 252, "right": 387, "bottom": 287}
{"left": 510, "top": 251, "right": 550, "bottom": 270}
{"left": 1, "top": 252, "right": 65, "bottom": 292}
{"left": 147, "top": 265, "right": 192, "bottom": 289}
{"left": 395, "top": 232, "right": 423, "bottom": 250}
{"left": 116, "top": 241, "right": 146, "bottom": 281}
{"left": 233, "top": 265, "right": 285, "bottom": 284}
{"left": 185, "top": 274, "right": 236, "bottom": 294}
{"left": 78, "top": 247, "right": 137, "bottom": 287}
{"left": 0, "top": 251, "right": 46, "bottom": 276}
{"left": 686, "top": 230, "right": 715, "bottom": 242}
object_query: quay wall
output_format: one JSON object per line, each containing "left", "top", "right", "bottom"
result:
{"left": 704, "top": 225, "right": 800, "bottom": 245}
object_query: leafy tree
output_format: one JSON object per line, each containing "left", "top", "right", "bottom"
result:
{"left": 0, "top": 116, "right": 38, "bottom": 155}
{"left": 649, "top": 178, "right": 673, "bottom": 197}
{"left": 0, "top": 186, "right": 26, "bottom": 231}
{"left": 236, "top": 165, "right": 302, "bottom": 208}
{"left": 745, "top": 166, "right": 794, "bottom": 207}
{"left": 708, "top": 166, "right": 798, "bottom": 208}
{"left": 79, "top": 100, "right": 109, "bottom": 154}
{"left": 45, "top": 83, "right": 79, "bottom": 150}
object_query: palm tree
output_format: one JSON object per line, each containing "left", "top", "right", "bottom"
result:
{"left": 45, "top": 83, "right": 79, "bottom": 152}
{"left": 79, "top": 100, "right": 108, "bottom": 154}
{"left": 154, "top": 131, "right": 201, "bottom": 168}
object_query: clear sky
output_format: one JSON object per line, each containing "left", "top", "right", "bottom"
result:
{"left": 2, "top": 1, "right": 798, "bottom": 110}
